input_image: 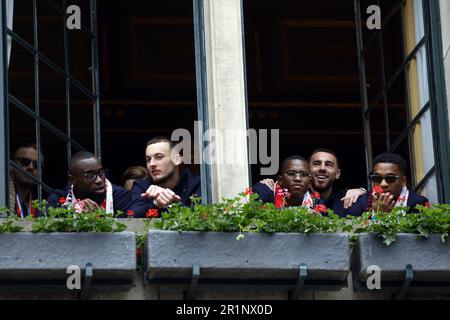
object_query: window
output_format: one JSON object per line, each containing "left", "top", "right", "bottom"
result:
{"left": 355, "top": 0, "right": 449, "bottom": 203}
{"left": 2, "top": 0, "right": 100, "bottom": 203}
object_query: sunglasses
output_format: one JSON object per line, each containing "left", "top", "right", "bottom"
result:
{"left": 15, "top": 157, "right": 41, "bottom": 169}
{"left": 370, "top": 174, "right": 403, "bottom": 184}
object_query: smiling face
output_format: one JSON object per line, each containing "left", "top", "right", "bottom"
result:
{"left": 145, "top": 142, "right": 181, "bottom": 185}
{"left": 309, "top": 151, "right": 341, "bottom": 192}
{"left": 371, "top": 162, "right": 406, "bottom": 198}
{"left": 278, "top": 159, "right": 312, "bottom": 200}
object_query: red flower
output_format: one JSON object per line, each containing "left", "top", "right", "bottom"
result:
{"left": 372, "top": 186, "right": 383, "bottom": 195}
{"left": 311, "top": 192, "right": 320, "bottom": 199}
{"left": 127, "top": 210, "right": 135, "bottom": 217}
{"left": 145, "top": 209, "right": 159, "bottom": 218}
{"left": 58, "top": 197, "right": 66, "bottom": 204}
{"left": 243, "top": 187, "right": 253, "bottom": 195}
{"left": 314, "top": 204, "right": 327, "bottom": 214}
{"left": 101, "top": 199, "right": 106, "bottom": 209}
{"left": 275, "top": 185, "right": 286, "bottom": 208}
{"left": 136, "top": 247, "right": 142, "bottom": 259}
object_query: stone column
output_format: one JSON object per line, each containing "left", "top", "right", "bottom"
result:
{"left": 202, "top": 0, "right": 250, "bottom": 202}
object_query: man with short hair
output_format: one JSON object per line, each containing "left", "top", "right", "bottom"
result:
{"left": 129, "top": 137, "right": 201, "bottom": 218}
{"left": 347, "top": 152, "right": 428, "bottom": 216}
{"left": 308, "top": 148, "right": 358, "bottom": 217}
{"left": 47, "top": 152, "right": 131, "bottom": 216}
{"left": 260, "top": 148, "right": 364, "bottom": 217}
{"left": 9, "top": 143, "right": 42, "bottom": 218}
{"left": 253, "top": 155, "right": 317, "bottom": 208}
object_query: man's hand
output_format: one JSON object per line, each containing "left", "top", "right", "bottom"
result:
{"left": 372, "top": 192, "right": 396, "bottom": 212}
{"left": 154, "top": 188, "right": 181, "bottom": 209}
{"left": 341, "top": 188, "right": 366, "bottom": 209}
{"left": 80, "top": 199, "right": 101, "bottom": 212}
{"left": 260, "top": 178, "right": 275, "bottom": 191}
{"left": 141, "top": 185, "right": 165, "bottom": 200}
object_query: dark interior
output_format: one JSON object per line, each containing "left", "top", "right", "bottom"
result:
{"left": 8, "top": 0, "right": 406, "bottom": 195}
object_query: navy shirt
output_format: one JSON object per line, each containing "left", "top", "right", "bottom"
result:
{"left": 320, "top": 188, "right": 352, "bottom": 218}
{"left": 347, "top": 190, "right": 429, "bottom": 216}
{"left": 252, "top": 182, "right": 275, "bottom": 203}
{"left": 47, "top": 184, "right": 131, "bottom": 217}
{"left": 129, "top": 170, "right": 201, "bottom": 218}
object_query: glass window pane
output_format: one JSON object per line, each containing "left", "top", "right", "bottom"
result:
{"left": 417, "top": 172, "right": 438, "bottom": 205}
{"left": 368, "top": 99, "right": 389, "bottom": 156}
{"left": 411, "top": 109, "right": 435, "bottom": 183}
{"left": 382, "top": 8, "right": 403, "bottom": 82}
{"left": 68, "top": 30, "right": 93, "bottom": 92}
{"left": 11, "top": 1, "right": 34, "bottom": 46}
{"left": 40, "top": 125, "right": 69, "bottom": 192}
{"left": 68, "top": 0, "right": 92, "bottom": 31}
{"left": 387, "top": 73, "right": 408, "bottom": 145}
{"left": 9, "top": 106, "right": 36, "bottom": 150}
{"left": 70, "top": 83, "right": 96, "bottom": 153}
{"left": 364, "top": 37, "right": 384, "bottom": 104}
{"left": 37, "top": 0, "right": 65, "bottom": 70}
{"left": 39, "top": 61, "right": 67, "bottom": 133}
{"left": 8, "top": 39, "right": 36, "bottom": 111}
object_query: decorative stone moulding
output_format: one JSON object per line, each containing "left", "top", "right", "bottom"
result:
{"left": 353, "top": 233, "right": 450, "bottom": 295}
{"left": 0, "top": 232, "right": 136, "bottom": 294}
{"left": 143, "top": 230, "right": 350, "bottom": 298}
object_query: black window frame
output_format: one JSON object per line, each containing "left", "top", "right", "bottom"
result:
{"left": 0, "top": 0, "right": 101, "bottom": 206}
{"left": 354, "top": 0, "right": 450, "bottom": 203}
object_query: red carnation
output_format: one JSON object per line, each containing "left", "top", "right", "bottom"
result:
{"left": 127, "top": 210, "right": 135, "bottom": 217}
{"left": 243, "top": 187, "right": 253, "bottom": 195}
{"left": 58, "top": 197, "right": 66, "bottom": 204}
{"left": 146, "top": 209, "right": 159, "bottom": 218}
{"left": 275, "top": 184, "right": 286, "bottom": 208}
{"left": 314, "top": 204, "right": 327, "bottom": 214}
{"left": 311, "top": 192, "right": 320, "bottom": 199}
{"left": 136, "top": 248, "right": 142, "bottom": 259}
{"left": 372, "top": 186, "right": 383, "bottom": 195}
{"left": 101, "top": 199, "right": 106, "bottom": 209}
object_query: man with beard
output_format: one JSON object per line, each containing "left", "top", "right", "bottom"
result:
{"left": 47, "top": 152, "right": 131, "bottom": 216}
{"left": 252, "top": 155, "right": 319, "bottom": 208}
{"left": 128, "top": 137, "right": 201, "bottom": 218}
{"left": 260, "top": 149, "right": 364, "bottom": 217}
{"left": 9, "top": 143, "right": 43, "bottom": 218}
{"left": 308, "top": 148, "right": 362, "bottom": 217}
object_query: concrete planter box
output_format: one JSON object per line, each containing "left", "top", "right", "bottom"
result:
{"left": 0, "top": 232, "right": 136, "bottom": 290}
{"left": 144, "top": 230, "right": 350, "bottom": 288}
{"left": 354, "top": 233, "right": 450, "bottom": 287}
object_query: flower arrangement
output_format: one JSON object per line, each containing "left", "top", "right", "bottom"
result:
{"left": 0, "top": 195, "right": 449, "bottom": 247}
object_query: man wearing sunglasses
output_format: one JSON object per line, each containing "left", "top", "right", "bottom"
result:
{"left": 347, "top": 152, "right": 428, "bottom": 216}
{"left": 9, "top": 143, "right": 43, "bottom": 218}
{"left": 47, "top": 152, "right": 131, "bottom": 216}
